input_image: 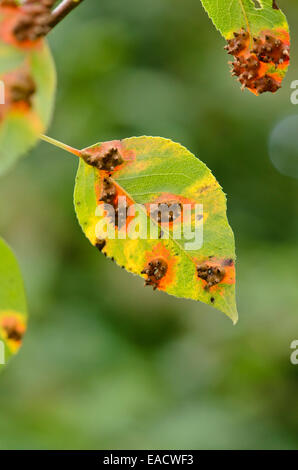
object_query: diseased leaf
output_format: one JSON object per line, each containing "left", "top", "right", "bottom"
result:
{"left": 74, "top": 137, "right": 238, "bottom": 323}
{"left": 0, "top": 3, "right": 56, "bottom": 176}
{"left": 200, "top": 0, "right": 290, "bottom": 94}
{"left": 0, "top": 237, "right": 27, "bottom": 370}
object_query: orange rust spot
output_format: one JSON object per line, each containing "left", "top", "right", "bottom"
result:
{"left": 225, "top": 29, "right": 250, "bottom": 55}
{"left": 197, "top": 264, "right": 225, "bottom": 290}
{"left": 195, "top": 257, "right": 235, "bottom": 292}
{"left": 81, "top": 146, "right": 124, "bottom": 173}
{"left": 150, "top": 201, "right": 182, "bottom": 224}
{"left": 95, "top": 173, "right": 135, "bottom": 231}
{"left": 141, "top": 258, "right": 168, "bottom": 290}
{"left": 143, "top": 243, "right": 176, "bottom": 290}
{"left": 83, "top": 140, "right": 136, "bottom": 175}
{"left": 145, "top": 193, "right": 196, "bottom": 227}
{"left": 251, "top": 32, "right": 289, "bottom": 67}
{"left": 0, "top": 312, "right": 26, "bottom": 353}
{"left": 0, "top": 64, "right": 37, "bottom": 122}
{"left": 0, "top": 5, "right": 43, "bottom": 49}
{"left": 226, "top": 27, "right": 289, "bottom": 94}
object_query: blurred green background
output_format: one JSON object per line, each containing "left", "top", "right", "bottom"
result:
{"left": 0, "top": 0, "right": 298, "bottom": 449}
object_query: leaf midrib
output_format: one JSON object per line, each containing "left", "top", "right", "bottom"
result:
{"left": 239, "top": 0, "right": 251, "bottom": 35}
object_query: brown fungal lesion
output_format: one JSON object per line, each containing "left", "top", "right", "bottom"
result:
{"left": 225, "top": 27, "right": 289, "bottom": 94}
{"left": 100, "top": 177, "right": 117, "bottom": 205}
{"left": 224, "top": 29, "right": 249, "bottom": 56}
{"left": 99, "top": 177, "right": 127, "bottom": 229}
{"left": 151, "top": 202, "right": 182, "bottom": 224}
{"left": 231, "top": 55, "right": 260, "bottom": 89}
{"left": 1, "top": 316, "right": 25, "bottom": 343}
{"left": 141, "top": 258, "right": 168, "bottom": 290}
{"left": 225, "top": 28, "right": 261, "bottom": 92}
{"left": 272, "top": 0, "right": 279, "bottom": 10}
{"left": 251, "top": 34, "right": 289, "bottom": 65}
{"left": 82, "top": 147, "right": 124, "bottom": 172}
{"left": 12, "top": 0, "right": 56, "bottom": 42}
{"left": 10, "top": 70, "right": 36, "bottom": 104}
{"left": 5, "top": 325, "right": 23, "bottom": 341}
{"left": 196, "top": 263, "right": 225, "bottom": 290}
{"left": 253, "top": 74, "right": 281, "bottom": 94}
{"left": 95, "top": 238, "right": 106, "bottom": 252}
{"left": 232, "top": 56, "right": 281, "bottom": 93}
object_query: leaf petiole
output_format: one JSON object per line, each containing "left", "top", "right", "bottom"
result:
{"left": 40, "top": 134, "right": 81, "bottom": 158}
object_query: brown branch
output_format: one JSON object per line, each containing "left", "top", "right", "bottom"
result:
{"left": 48, "top": 0, "right": 85, "bottom": 29}
{"left": 11, "top": 0, "right": 85, "bottom": 42}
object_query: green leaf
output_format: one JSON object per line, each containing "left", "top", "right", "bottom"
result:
{"left": 0, "top": 237, "right": 27, "bottom": 370}
{"left": 74, "top": 137, "right": 237, "bottom": 323}
{"left": 0, "top": 5, "right": 56, "bottom": 176}
{"left": 200, "top": 0, "right": 290, "bottom": 94}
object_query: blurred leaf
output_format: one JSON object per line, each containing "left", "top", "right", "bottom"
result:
{"left": 0, "top": 4, "right": 56, "bottom": 176}
{"left": 200, "top": 0, "right": 290, "bottom": 94}
{"left": 74, "top": 136, "right": 237, "bottom": 322}
{"left": 0, "top": 237, "right": 27, "bottom": 371}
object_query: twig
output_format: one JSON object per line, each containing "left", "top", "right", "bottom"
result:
{"left": 48, "top": 0, "right": 85, "bottom": 29}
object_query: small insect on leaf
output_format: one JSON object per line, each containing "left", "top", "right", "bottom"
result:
{"left": 0, "top": 237, "right": 28, "bottom": 370}
{"left": 74, "top": 137, "right": 238, "bottom": 323}
{"left": 200, "top": 0, "right": 290, "bottom": 94}
{"left": 0, "top": 1, "right": 56, "bottom": 176}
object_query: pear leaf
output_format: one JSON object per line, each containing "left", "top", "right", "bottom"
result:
{"left": 74, "top": 137, "right": 238, "bottom": 323}
{"left": 0, "top": 237, "right": 27, "bottom": 370}
{"left": 0, "top": 3, "right": 56, "bottom": 176}
{"left": 200, "top": 0, "right": 290, "bottom": 94}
